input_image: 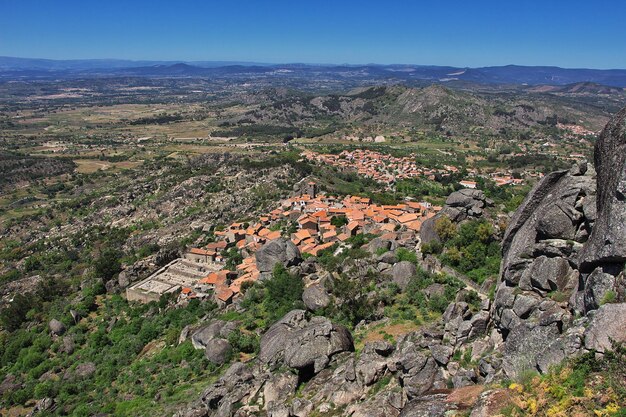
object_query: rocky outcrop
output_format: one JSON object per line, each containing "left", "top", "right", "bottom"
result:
{"left": 190, "top": 320, "right": 238, "bottom": 365}
{"left": 421, "top": 189, "right": 492, "bottom": 244}
{"left": 64, "top": 362, "right": 96, "bottom": 381}
{"left": 364, "top": 237, "right": 397, "bottom": 254}
{"left": 391, "top": 261, "right": 417, "bottom": 290}
{"left": 255, "top": 238, "right": 302, "bottom": 274}
{"left": 301, "top": 284, "right": 330, "bottom": 312}
{"left": 580, "top": 106, "right": 626, "bottom": 271}
{"left": 191, "top": 320, "right": 238, "bottom": 350}
{"left": 0, "top": 374, "right": 22, "bottom": 398}
{"left": 49, "top": 319, "right": 66, "bottom": 336}
{"left": 259, "top": 310, "right": 353, "bottom": 375}
{"left": 445, "top": 189, "right": 492, "bottom": 219}
{"left": 583, "top": 303, "right": 626, "bottom": 353}
{"left": 118, "top": 257, "right": 154, "bottom": 289}
{"left": 200, "top": 362, "right": 260, "bottom": 416}
{"left": 176, "top": 109, "right": 626, "bottom": 416}
{"left": 204, "top": 339, "right": 232, "bottom": 365}
{"left": 493, "top": 106, "right": 626, "bottom": 379}
{"left": 25, "top": 397, "right": 56, "bottom": 417}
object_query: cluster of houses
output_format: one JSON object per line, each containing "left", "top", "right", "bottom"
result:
{"left": 126, "top": 145, "right": 537, "bottom": 305}
{"left": 301, "top": 149, "right": 460, "bottom": 187}
{"left": 126, "top": 181, "right": 442, "bottom": 307}
{"left": 302, "top": 149, "right": 530, "bottom": 190}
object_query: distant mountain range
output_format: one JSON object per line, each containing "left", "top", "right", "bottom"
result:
{"left": 1, "top": 56, "right": 626, "bottom": 87}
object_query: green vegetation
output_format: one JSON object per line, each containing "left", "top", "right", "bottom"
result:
{"left": 601, "top": 290, "right": 617, "bottom": 305}
{"left": 314, "top": 233, "right": 376, "bottom": 271}
{"left": 438, "top": 219, "right": 501, "bottom": 284}
{"left": 501, "top": 343, "right": 625, "bottom": 417}
{"left": 1, "top": 292, "right": 218, "bottom": 415}
{"left": 396, "top": 247, "right": 418, "bottom": 264}
{"left": 330, "top": 215, "right": 348, "bottom": 228}
{"left": 264, "top": 264, "right": 305, "bottom": 323}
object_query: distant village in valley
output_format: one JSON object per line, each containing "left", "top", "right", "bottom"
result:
{"left": 301, "top": 148, "right": 529, "bottom": 188}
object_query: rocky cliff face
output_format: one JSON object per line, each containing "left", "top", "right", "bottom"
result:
{"left": 493, "top": 106, "right": 626, "bottom": 379}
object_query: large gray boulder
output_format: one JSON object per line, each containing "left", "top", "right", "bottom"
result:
{"left": 191, "top": 320, "right": 238, "bottom": 350}
{"left": 49, "top": 319, "right": 66, "bottom": 336}
{"left": 391, "top": 334, "right": 445, "bottom": 399}
{"left": 264, "top": 372, "right": 298, "bottom": 410}
{"left": 391, "top": 261, "right": 417, "bottom": 290}
{"left": 259, "top": 310, "right": 353, "bottom": 374}
{"left": 446, "top": 188, "right": 487, "bottom": 211}
{"left": 364, "top": 238, "right": 396, "bottom": 254}
{"left": 583, "top": 267, "right": 618, "bottom": 311}
{"left": 421, "top": 189, "right": 491, "bottom": 245}
{"left": 580, "top": 106, "right": 626, "bottom": 271}
{"left": 535, "top": 204, "right": 577, "bottom": 240}
{"left": 419, "top": 217, "right": 441, "bottom": 246}
{"left": 200, "top": 361, "right": 256, "bottom": 415}
{"left": 256, "top": 238, "right": 302, "bottom": 273}
{"left": 64, "top": 362, "right": 96, "bottom": 381}
{"left": 584, "top": 303, "right": 626, "bottom": 352}
{"left": 399, "top": 393, "right": 459, "bottom": 417}
{"left": 302, "top": 284, "right": 330, "bottom": 312}
{"left": 502, "top": 323, "right": 560, "bottom": 379}
{"left": 354, "top": 341, "right": 394, "bottom": 386}
{"left": 500, "top": 171, "right": 594, "bottom": 287}
{"left": 378, "top": 250, "right": 399, "bottom": 265}
{"left": 204, "top": 338, "right": 231, "bottom": 365}
{"left": 259, "top": 310, "right": 308, "bottom": 365}
{"left": 283, "top": 317, "right": 353, "bottom": 373}
{"left": 520, "top": 255, "right": 577, "bottom": 294}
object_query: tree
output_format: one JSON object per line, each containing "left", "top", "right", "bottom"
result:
{"left": 476, "top": 222, "right": 494, "bottom": 243}
{"left": 330, "top": 215, "right": 348, "bottom": 228}
{"left": 434, "top": 216, "right": 456, "bottom": 241}
{"left": 223, "top": 247, "right": 243, "bottom": 270}
{"left": 93, "top": 248, "right": 122, "bottom": 281}
{"left": 264, "top": 264, "right": 304, "bottom": 323}
{"left": 0, "top": 293, "right": 32, "bottom": 331}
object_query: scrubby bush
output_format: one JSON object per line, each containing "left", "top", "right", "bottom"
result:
{"left": 396, "top": 247, "right": 418, "bottom": 264}
{"left": 264, "top": 264, "right": 304, "bottom": 323}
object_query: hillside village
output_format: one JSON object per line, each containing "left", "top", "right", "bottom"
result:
{"left": 301, "top": 149, "right": 460, "bottom": 187}
{"left": 301, "top": 148, "right": 527, "bottom": 188}
{"left": 127, "top": 147, "right": 535, "bottom": 307}
{"left": 127, "top": 181, "right": 442, "bottom": 306}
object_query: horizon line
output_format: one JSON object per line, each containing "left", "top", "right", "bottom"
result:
{"left": 1, "top": 55, "right": 626, "bottom": 71}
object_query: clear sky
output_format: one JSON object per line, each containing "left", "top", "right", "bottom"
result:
{"left": 1, "top": 0, "right": 625, "bottom": 69}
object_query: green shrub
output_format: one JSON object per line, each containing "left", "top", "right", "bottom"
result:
{"left": 264, "top": 264, "right": 304, "bottom": 324}
{"left": 396, "top": 247, "right": 418, "bottom": 264}
{"left": 93, "top": 248, "right": 122, "bottom": 281}
{"left": 375, "top": 247, "right": 389, "bottom": 256}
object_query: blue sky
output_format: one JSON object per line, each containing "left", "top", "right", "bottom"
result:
{"left": 1, "top": 0, "right": 625, "bottom": 68}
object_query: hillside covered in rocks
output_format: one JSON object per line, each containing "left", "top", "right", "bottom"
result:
{"left": 171, "top": 108, "right": 626, "bottom": 417}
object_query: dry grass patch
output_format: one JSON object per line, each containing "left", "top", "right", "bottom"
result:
{"left": 73, "top": 159, "right": 142, "bottom": 174}
{"left": 357, "top": 320, "right": 420, "bottom": 350}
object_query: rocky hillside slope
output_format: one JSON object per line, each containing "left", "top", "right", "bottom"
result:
{"left": 219, "top": 85, "right": 618, "bottom": 137}
{"left": 175, "top": 107, "right": 626, "bottom": 417}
